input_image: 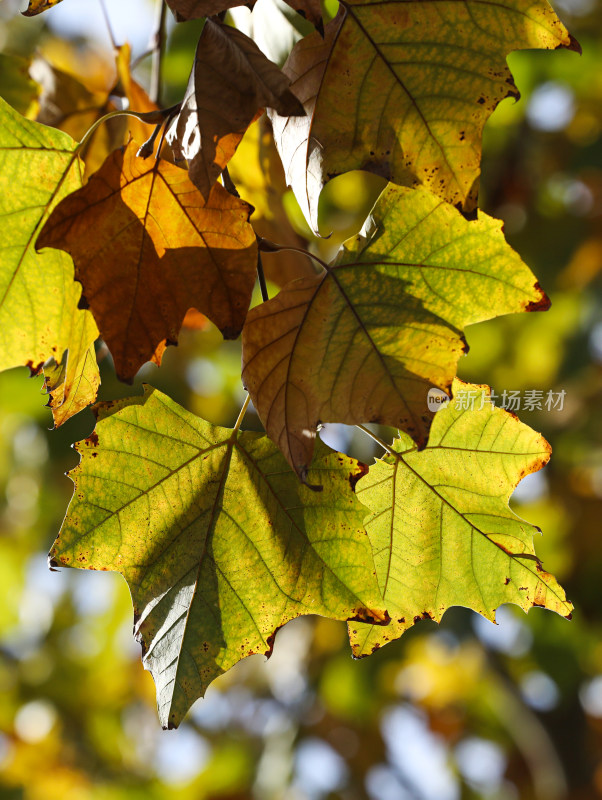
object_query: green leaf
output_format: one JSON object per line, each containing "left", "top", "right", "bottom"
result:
{"left": 350, "top": 379, "right": 573, "bottom": 657}
{"left": 49, "top": 387, "right": 387, "bottom": 729}
{"left": 270, "top": 0, "right": 578, "bottom": 232}
{"left": 242, "top": 184, "right": 548, "bottom": 479}
{"left": 0, "top": 95, "right": 99, "bottom": 424}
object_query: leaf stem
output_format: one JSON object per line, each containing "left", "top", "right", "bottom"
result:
{"left": 258, "top": 238, "right": 329, "bottom": 272}
{"left": 150, "top": 0, "right": 168, "bottom": 105}
{"left": 76, "top": 105, "right": 180, "bottom": 155}
{"left": 257, "top": 249, "right": 269, "bottom": 302}
{"left": 233, "top": 394, "right": 251, "bottom": 433}
{"left": 355, "top": 424, "right": 397, "bottom": 457}
{"left": 221, "top": 166, "right": 240, "bottom": 198}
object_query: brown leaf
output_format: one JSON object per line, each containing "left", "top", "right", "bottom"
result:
{"left": 166, "top": 19, "right": 305, "bottom": 200}
{"left": 37, "top": 142, "right": 258, "bottom": 382}
{"left": 166, "top": 0, "right": 257, "bottom": 20}
{"left": 282, "top": 0, "right": 323, "bottom": 31}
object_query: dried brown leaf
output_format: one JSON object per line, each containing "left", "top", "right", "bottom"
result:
{"left": 37, "top": 141, "right": 257, "bottom": 382}
{"left": 167, "top": 19, "right": 304, "bottom": 200}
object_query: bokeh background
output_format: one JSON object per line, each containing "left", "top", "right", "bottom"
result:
{"left": 0, "top": 0, "right": 601, "bottom": 797}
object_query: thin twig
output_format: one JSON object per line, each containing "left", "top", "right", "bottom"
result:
{"left": 150, "top": 0, "right": 168, "bottom": 105}
{"left": 98, "top": 0, "right": 117, "bottom": 49}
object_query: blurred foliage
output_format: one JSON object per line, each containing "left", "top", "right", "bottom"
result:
{"left": 0, "top": 0, "right": 601, "bottom": 797}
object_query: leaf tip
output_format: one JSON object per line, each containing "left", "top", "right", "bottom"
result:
{"left": 524, "top": 283, "right": 551, "bottom": 313}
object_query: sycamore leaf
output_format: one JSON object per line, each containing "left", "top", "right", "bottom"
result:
{"left": 49, "top": 386, "right": 388, "bottom": 728}
{"left": 242, "top": 185, "right": 548, "bottom": 480}
{"left": 271, "top": 0, "right": 578, "bottom": 233}
{"left": 350, "top": 379, "right": 573, "bottom": 657}
{"left": 166, "top": 19, "right": 305, "bottom": 200}
{"left": 0, "top": 95, "right": 99, "bottom": 425}
{"left": 22, "top": 0, "right": 63, "bottom": 14}
{"left": 37, "top": 141, "right": 258, "bottom": 383}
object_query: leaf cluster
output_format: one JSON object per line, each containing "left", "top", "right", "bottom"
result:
{"left": 0, "top": 0, "right": 578, "bottom": 727}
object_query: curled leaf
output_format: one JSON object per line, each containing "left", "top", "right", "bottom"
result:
{"left": 166, "top": 19, "right": 305, "bottom": 200}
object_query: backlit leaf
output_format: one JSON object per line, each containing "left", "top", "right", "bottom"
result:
{"left": 271, "top": 0, "right": 577, "bottom": 232}
{"left": 0, "top": 95, "right": 99, "bottom": 425}
{"left": 242, "top": 185, "right": 548, "bottom": 479}
{"left": 166, "top": 19, "right": 304, "bottom": 200}
{"left": 166, "top": 0, "right": 257, "bottom": 20}
{"left": 350, "top": 379, "right": 573, "bottom": 657}
{"left": 37, "top": 141, "right": 258, "bottom": 383}
{"left": 22, "top": 0, "right": 64, "bottom": 15}
{"left": 49, "top": 386, "right": 388, "bottom": 728}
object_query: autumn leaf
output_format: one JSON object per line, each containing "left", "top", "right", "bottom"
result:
{"left": 271, "top": 0, "right": 578, "bottom": 232}
{"left": 22, "top": 0, "right": 63, "bottom": 15}
{"left": 166, "top": 18, "right": 304, "bottom": 200}
{"left": 49, "top": 386, "right": 388, "bottom": 728}
{"left": 166, "top": 0, "right": 257, "bottom": 20}
{"left": 167, "top": 0, "right": 322, "bottom": 27}
{"left": 242, "top": 185, "right": 548, "bottom": 480}
{"left": 37, "top": 141, "right": 258, "bottom": 382}
{"left": 0, "top": 95, "right": 99, "bottom": 425}
{"left": 349, "top": 379, "right": 573, "bottom": 657}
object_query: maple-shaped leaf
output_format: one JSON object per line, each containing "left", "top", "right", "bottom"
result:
{"left": 350, "top": 379, "right": 573, "bottom": 656}
{"left": 242, "top": 185, "right": 548, "bottom": 480}
{"left": 166, "top": 19, "right": 304, "bottom": 200}
{"left": 37, "top": 141, "right": 258, "bottom": 383}
{"left": 270, "top": 1, "right": 578, "bottom": 233}
{"left": 0, "top": 95, "right": 99, "bottom": 425}
{"left": 22, "top": 0, "right": 63, "bottom": 14}
{"left": 49, "top": 386, "right": 388, "bottom": 728}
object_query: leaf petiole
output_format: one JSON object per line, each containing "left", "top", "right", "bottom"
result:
{"left": 233, "top": 394, "right": 252, "bottom": 433}
{"left": 76, "top": 104, "right": 181, "bottom": 156}
{"left": 258, "top": 238, "right": 329, "bottom": 272}
{"left": 355, "top": 424, "right": 397, "bottom": 457}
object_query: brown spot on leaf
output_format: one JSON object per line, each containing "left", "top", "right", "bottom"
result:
{"left": 349, "top": 460, "right": 368, "bottom": 491}
{"left": 504, "top": 577, "right": 510, "bottom": 585}
{"left": 87, "top": 432, "right": 99, "bottom": 447}
{"left": 524, "top": 283, "right": 551, "bottom": 312}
